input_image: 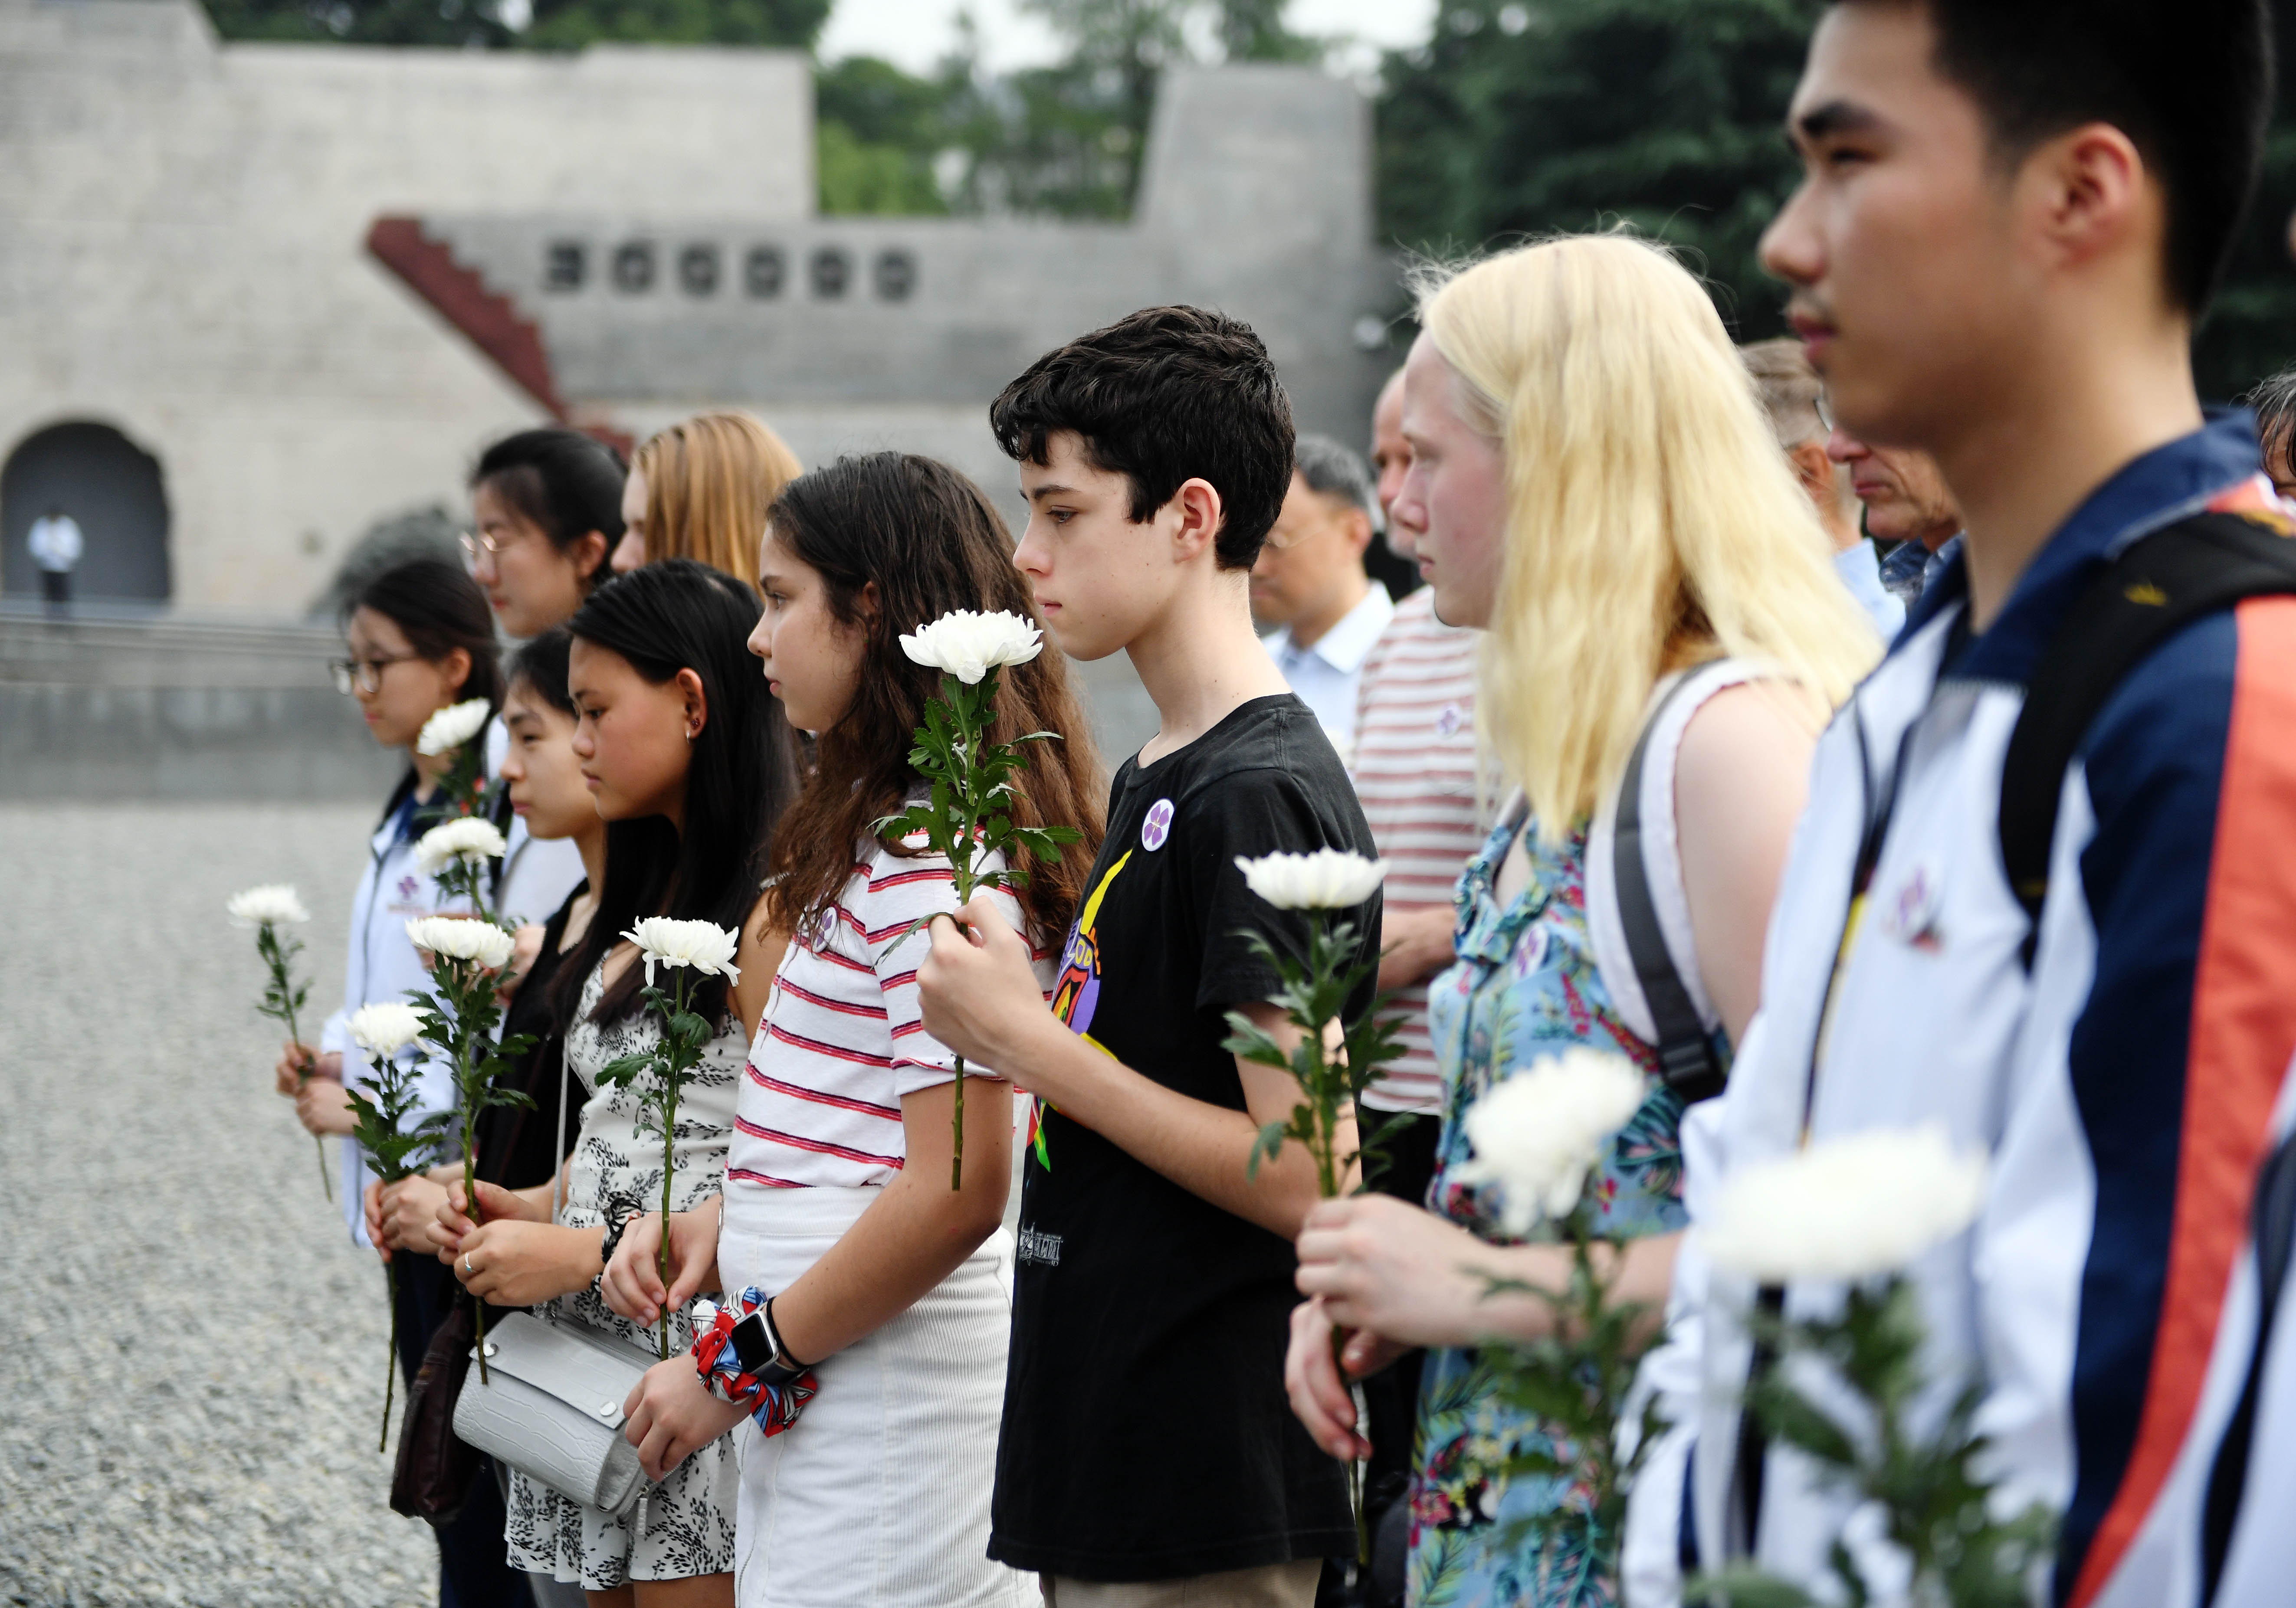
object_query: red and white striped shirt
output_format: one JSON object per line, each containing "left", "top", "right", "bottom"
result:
{"left": 727, "top": 831, "right": 1054, "bottom": 1192}
{"left": 1351, "top": 588, "right": 1489, "bottom": 1114}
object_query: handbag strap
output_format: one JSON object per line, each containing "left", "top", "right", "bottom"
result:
{"left": 1613, "top": 670, "right": 1729, "bottom": 1104}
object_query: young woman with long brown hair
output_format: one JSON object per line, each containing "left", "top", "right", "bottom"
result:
{"left": 602, "top": 452, "right": 1103, "bottom": 1608}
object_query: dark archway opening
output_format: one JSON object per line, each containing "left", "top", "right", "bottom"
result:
{"left": 2, "top": 422, "right": 172, "bottom": 603}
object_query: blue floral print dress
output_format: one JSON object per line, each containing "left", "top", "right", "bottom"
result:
{"left": 1406, "top": 803, "right": 1689, "bottom": 1608}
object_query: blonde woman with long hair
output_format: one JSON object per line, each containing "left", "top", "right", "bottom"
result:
{"left": 613, "top": 412, "right": 803, "bottom": 593}
{"left": 1284, "top": 234, "right": 1879, "bottom": 1605}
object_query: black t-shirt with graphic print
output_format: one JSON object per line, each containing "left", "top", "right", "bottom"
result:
{"left": 990, "top": 694, "right": 1382, "bottom": 1582}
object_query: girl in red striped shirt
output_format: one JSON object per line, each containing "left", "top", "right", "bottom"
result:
{"left": 606, "top": 452, "right": 1103, "bottom": 1608}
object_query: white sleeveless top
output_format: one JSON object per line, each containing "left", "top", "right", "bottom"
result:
{"left": 1583, "top": 658, "right": 1767, "bottom": 1048}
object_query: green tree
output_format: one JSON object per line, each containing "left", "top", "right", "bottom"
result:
{"left": 522, "top": 0, "right": 827, "bottom": 50}
{"left": 1376, "top": 0, "right": 1810, "bottom": 340}
{"left": 199, "top": 0, "right": 824, "bottom": 49}
{"left": 817, "top": 54, "right": 954, "bottom": 214}
{"left": 199, "top": 0, "right": 515, "bottom": 47}
{"left": 2197, "top": 0, "right": 2296, "bottom": 401}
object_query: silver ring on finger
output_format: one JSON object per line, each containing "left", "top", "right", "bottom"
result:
{"left": 464, "top": 1254, "right": 476, "bottom": 1274}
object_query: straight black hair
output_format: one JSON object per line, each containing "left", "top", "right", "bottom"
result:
{"left": 989, "top": 305, "right": 1297, "bottom": 570}
{"left": 559, "top": 560, "right": 799, "bottom": 1027}
{"left": 472, "top": 428, "right": 629, "bottom": 586}
{"left": 1859, "top": 0, "right": 2273, "bottom": 314}
{"left": 507, "top": 626, "right": 577, "bottom": 720}
{"left": 350, "top": 557, "right": 502, "bottom": 712}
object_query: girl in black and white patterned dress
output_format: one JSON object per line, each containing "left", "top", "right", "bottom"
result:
{"left": 436, "top": 560, "right": 798, "bottom": 1602}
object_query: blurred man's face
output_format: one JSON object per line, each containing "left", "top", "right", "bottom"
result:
{"left": 1826, "top": 426, "right": 1963, "bottom": 548}
{"left": 1251, "top": 472, "right": 1370, "bottom": 631}
{"left": 1370, "top": 371, "right": 1414, "bottom": 556}
{"left": 1759, "top": 2, "right": 2017, "bottom": 453}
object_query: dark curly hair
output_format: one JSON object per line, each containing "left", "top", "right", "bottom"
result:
{"left": 761, "top": 453, "right": 1105, "bottom": 949}
{"left": 989, "top": 305, "right": 1296, "bottom": 570}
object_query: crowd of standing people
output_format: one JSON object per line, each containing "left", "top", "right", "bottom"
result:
{"left": 254, "top": 2, "right": 2296, "bottom": 1606}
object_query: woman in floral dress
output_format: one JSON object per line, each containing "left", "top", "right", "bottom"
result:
{"left": 1283, "top": 236, "right": 1881, "bottom": 1606}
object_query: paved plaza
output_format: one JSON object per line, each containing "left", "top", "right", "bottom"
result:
{"left": 0, "top": 802, "right": 439, "bottom": 1606}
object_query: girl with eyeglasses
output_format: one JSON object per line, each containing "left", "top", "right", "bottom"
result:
{"left": 289, "top": 555, "right": 544, "bottom": 1607}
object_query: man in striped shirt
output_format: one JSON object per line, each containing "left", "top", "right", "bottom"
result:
{"left": 1347, "top": 364, "right": 1489, "bottom": 1562}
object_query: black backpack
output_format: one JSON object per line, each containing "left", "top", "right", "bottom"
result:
{"left": 1998, "top": 507, "right": 2296, "bottom": 969}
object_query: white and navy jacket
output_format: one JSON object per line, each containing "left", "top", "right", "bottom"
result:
{"left": 1624, "top": 417, "right": 2296, "bottom": 1608}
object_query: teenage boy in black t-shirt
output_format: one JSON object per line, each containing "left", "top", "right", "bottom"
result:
{"left": 918, "top": 306, "right": 1380, "bottom": 1605}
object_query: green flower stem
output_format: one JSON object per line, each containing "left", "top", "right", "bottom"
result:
{"left": 260, "top": 922, "right": 332, "bottom": 1202}
{"left": 658, "top": 971, "right": 689, "bottom": 1362}
{"left": 381, "top": 1257, "right": 399, "bottom": 1454}
{"left": 453, "top": 982, "right": 491, "bottom": 1387}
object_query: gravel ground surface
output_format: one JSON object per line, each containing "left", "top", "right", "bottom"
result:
{"left": 0, "top": 803, "right": 440, "bottom": 1608}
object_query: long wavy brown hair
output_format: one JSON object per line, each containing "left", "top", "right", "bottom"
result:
{"left": 762, "top": 452, "right": 1105, "bottom": 947}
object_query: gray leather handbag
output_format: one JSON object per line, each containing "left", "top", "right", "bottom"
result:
{"left": 449, "top": 1045, "right": 657, "bottom": 1519}
{"left": 451, "top": 1309, "right": 653, "bottom": 1517}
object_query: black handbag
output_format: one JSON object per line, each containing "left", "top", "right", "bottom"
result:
{"left": 390, "top": 1294, "right": 482, "bottom": 1527}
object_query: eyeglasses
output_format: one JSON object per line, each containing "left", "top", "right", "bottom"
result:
{"left": 330, "top": 652, "right": 421, "bottom": 694}
{"left": 458, "top": 527, "right": 528, "bottom": 570}
{"left": 1815, "top": 392, "right": 1835, "bottom": 433}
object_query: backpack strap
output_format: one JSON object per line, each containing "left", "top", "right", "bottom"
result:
{"left": 2199, "top": 1126, "right": 2296, "bottom": 1605}
{"left": 1999, "top": 510, "right": 2296, "bottom": 970}
{"left": 1614, "top": 671, "right": 1730, "bottom": 1104}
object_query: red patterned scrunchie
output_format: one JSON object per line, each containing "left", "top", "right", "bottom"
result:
{"left": 692, "top": 1290, "right": 817, "bottom": 1437}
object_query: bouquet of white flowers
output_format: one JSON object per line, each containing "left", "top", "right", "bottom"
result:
{"left": 597, "top": 917, "right": 743, "bottom": 1358}
{"left": 1223, "top": 848, "right": 1404, "bottom": 1565}
{"left": 1688, "top": 1127, "right": 2050, "bottom": 1608}
{"left": 228, "top": 883, "right": 330, "bottom": 1199}
{"left": 344, "top": 1002, "right": 448, "bottom": 1451}
{"left": 875, "top": 609, "right": 1083, "bottom": 1189}
{"left": 404, "top": 914, "right": 533, "bottom": 1381}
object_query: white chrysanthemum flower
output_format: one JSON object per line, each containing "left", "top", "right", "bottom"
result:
{"left": 404, "top": 915, "right": 518, "bottom": 971}
{"left": 226, "top": 883, "right": 310, "bottom": 927}
{"left": 1699, "top": 1125, "right": 1991, "bottom": 1284}
{"left": 898, "top": 609, "right": 1045, "bottom": 686}
{"left": 1451, "top": 1048, "right": 1649, "bottom": 1235}
{"left": 413, "top": 816, "right": 508, "bottom": 878}
{"left": 415, "top": 698, "right": 493, "bottom": 757}
{"left": 624, "top": 917, "right": 742, "bottom": 987}
{"left": 1233, "top": 849, "right": 1388, "bottom": 911}
{"left": 348, "top": 1002, "right": 426, "bottom": 1058}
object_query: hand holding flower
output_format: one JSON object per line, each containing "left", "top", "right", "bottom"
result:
{"left": 449, "top": 1217, "right": 605, "bottom": 1308}
{"left": 622, "top": 1355, "right": 752, "bottom": 1484}
{"left": 1285, "top": 1297, "right": 1410, "bottom": 1463}
{"left": 601, "top": 1203, "right": 725, "bottom": 1328}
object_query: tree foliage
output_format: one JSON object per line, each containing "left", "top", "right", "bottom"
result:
{"left": 199, "top": 0, "right": 826, "bottom": 51}
{"left": 1376, "top": 0, "right": 1811, "bottom": 342}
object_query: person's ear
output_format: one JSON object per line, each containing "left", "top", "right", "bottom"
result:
{"left": 856, "top": 579, "right": 882, "bottom": 626}
{"left": 573, "top": 530, "right": 611, "bottom": 583}
{"left": 1342, "top": 508, "right": 1374, "bottom": 559}
{"left": 1786, "top": 440, "right": 1835, "bottom": 502}
{"left": 2027, "top": 122, "right": 2148, "bottom": 285}
{"left": 440, "top": 646, "right": 474, "bottom": 700}
{"left": 1168, "top": 478, "right": 1225, "bottom": 566}
{"left": 675, "top": 668, "right": 708, "bottom": 740}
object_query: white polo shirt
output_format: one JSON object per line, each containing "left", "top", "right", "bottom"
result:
{"left": 1263, "top": 583, "right": 1395, "bottom": 762}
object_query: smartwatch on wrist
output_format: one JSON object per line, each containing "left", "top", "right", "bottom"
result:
{"left": 730, "top": 1297, "right": 812, "bottom": 1388}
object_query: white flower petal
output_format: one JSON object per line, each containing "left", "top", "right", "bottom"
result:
{"left": 348, "top": 1002, "right": 426, "bottom": 1058}
{"left": 899, "top": 609, "right": 1045, "bottom": 686}
{"left": 415, "top": 698, "right": 493, "bottom": 757}
{"left": 1697, "top": 1125, "right": 1991, "bottom": 1284}
{"left": 1233, "top": 850, "right": 1388, "bottom": 910}
{"left": 623, "top": 917, "right": 742, "bottom": 985}
{"left": 226, "top": 883, "right": 310, "bottom": 927}
{"left": 1451, "top": 1048, "right": 1648, "bottom": 1235}
{"left": 413, "top": 816, "right": 509, "bottom": 878}
{"left": 403, "top": 915, "right": 518, "bottom": 972}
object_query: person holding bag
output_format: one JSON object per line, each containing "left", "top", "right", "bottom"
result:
{"left": 435, "top": 560, "right": 799, "bottom": 1604}
{"left": 602, "top": 454, "right": 1105, "bottom": 1608}
{"left": 1279, "top": 236, "right": 1880, "bottom": 1606}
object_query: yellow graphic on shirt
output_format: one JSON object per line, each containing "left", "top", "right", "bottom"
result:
{"left": 1033, "top": 850, "right": 1131, "bottom": 1169}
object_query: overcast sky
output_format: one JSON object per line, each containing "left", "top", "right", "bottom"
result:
{"left": 816, "top": 0, "right": 1439, "bottom": 75}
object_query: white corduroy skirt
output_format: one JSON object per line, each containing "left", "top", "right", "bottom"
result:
{"left": 718, "top": 1182, "right": 1033, "bottom": 1608}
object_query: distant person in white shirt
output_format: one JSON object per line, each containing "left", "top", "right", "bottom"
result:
{"left": 27, "top": 504, "right": 84, "bottom": 617}
{"left": 1251, "top": 434, "right": 1394, "bottom": 760}
{"left": 1741, "top": 337, "right": 1907, "bottom": 640}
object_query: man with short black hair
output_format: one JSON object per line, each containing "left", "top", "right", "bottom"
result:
{"left": 918, "top": 305, "right": 1376, "bottom": 1607}
{"left": 1625, "top": 5, "right": 2296, "bottom": 1606}
{"left": 1253, "top": 434, "right": 1394, "bottom": 759}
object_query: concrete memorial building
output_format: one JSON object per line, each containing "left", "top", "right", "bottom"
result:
{"left": 0, "top": 0, "right": 1394, "bottom": 619}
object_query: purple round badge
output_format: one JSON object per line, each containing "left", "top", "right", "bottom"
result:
{"left": 1141, "top": 798, "right": 1175, "bottom": 851}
